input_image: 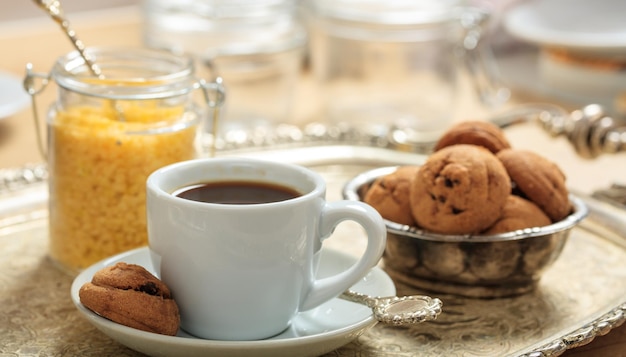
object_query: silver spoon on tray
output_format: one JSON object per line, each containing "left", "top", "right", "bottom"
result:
{"left": 340, "top": 290, "right": 443, "bottom": 325}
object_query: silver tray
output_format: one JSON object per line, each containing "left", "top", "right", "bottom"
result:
{"left": 1, "top": 146, "right": 625, "bottom": 357}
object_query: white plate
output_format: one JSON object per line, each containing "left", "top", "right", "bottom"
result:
{"left": 503, "top": 0, "right": 626, "bottom": 55}
{"left": 0, "top": 70, "right": 30, "bottom": 119}
{"left": 71, "top": 246, "right": 396, "bottom": 357}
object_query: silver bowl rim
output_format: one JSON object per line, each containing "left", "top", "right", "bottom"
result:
{"left": 342, "top": 165, "right": 589, "bottom": 243}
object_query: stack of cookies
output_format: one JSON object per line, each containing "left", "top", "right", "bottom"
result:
{"left": 365, "top": 120, "right": 572, "bottom": 235}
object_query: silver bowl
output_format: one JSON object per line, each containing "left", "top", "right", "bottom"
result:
{"left": 343, "top": 166, "right": 589, "bottom": 298}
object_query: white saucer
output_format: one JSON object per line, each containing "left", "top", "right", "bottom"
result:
{"left": 71, "top": 247, "right": 395, "bottom": 357}
{"left": 0, "top": 70, "right": 30, "bottom": 119}
{"left": 504, "top": 0, "right": 626, "bottom": 55}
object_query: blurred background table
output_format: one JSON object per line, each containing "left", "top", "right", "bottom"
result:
{"left": 0, "top": 2, "right": 624, "bottom": 356}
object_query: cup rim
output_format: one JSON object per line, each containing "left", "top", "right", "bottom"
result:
{"left": 342, "top": 165, "right": 589, "bottom": 242}
{"left": 147, "top": 157, "right": 325, "bottom": 208}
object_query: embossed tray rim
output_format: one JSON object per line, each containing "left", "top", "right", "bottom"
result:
{"left": 1, "top": 145, "right": 625, "bottom": 357}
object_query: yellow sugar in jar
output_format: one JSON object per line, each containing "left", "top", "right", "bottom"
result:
{"left": 40, "top": 48, "right": 224, "bottom": 274}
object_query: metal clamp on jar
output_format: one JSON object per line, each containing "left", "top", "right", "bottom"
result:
{"left": 24, "top": 47, "right": 225, "bottom": 274}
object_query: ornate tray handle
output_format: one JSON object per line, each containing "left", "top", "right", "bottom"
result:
{"left": 0, "top": 164, "right": 48, "bottom": 195}
{"left": 491, "top": 103, "right": 626, "bottom": 159}
{"left": 520, "top": 305, "right": 626, "bottom": 357}
{"left": 202, "top": 102, "right": 626, "bottom": 160}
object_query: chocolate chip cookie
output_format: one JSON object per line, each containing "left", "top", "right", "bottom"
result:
{"left": 483, "top": 195, "right": 552, "bottom": 235}
{"left": 434, "top": 120, "right": 511, "bottom": 154}
{"left": 364, "top": 166, "right": 419, "bottom": 226}
{"left": 410, "top": 144, "right": 511, "bottom": 234}
{"left": 79, "top": 262, "right": 180, "bottom": 336}
{"left": 497, "top": 149, "right": 571, "bottom": 222}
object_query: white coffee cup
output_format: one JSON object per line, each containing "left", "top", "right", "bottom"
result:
{"left": 146, "top": 157, "right": 386, "bottom": 340}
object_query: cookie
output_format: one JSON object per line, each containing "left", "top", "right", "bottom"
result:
{"left": 497, "top": 149, "right": 570, "bottom": 222}
{"left": 410, "top": 144, "right": 511, "bottom": 234}
{"left": 364, "top": 166, "right": 419, "bottom": 226}
{"left": 79, "top": 262, "right": 180, "bottom": 336}
{"left": 482, "top": 195, "right": 551, "bottom": 235}
{"left": 434, "top": 120, "right": 511, "bottom": 154}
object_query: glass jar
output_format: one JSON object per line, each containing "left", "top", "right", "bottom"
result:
{"left": 305, "top": 0, "right": 508, "bottom": 148}
{"left": 142, "top": 0, "right": 306, "bottom": 137}
{"left": 25, "top": 47, "right": 224, "bottom": 274}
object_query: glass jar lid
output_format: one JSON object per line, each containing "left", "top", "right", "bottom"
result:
{"left": 51, "top": 47, "right": 198, "bottom": 100}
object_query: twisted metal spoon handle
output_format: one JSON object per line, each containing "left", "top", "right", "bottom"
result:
{"left": 32, "top": 0, "right": 102, "bottom": 78}
{"left": 340, "top": 290, "right": 443, "bottom": 326}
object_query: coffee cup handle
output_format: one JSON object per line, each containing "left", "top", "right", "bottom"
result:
{"left": 300, "top": 200, "right": 386, "bottom": 311}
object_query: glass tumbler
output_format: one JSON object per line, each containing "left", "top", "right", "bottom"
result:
{"left": 143, "top": 0, "right": 307, "bottom": 140}
{"left": 24, "top": 47, "right": 224, "bottom": 274}
{"left": 306, "top": 0, "right": 508, "bottom": 148}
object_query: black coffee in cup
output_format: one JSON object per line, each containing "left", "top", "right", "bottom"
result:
{"left": 174, "top": 181, "right": 301, "bottom": 204}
